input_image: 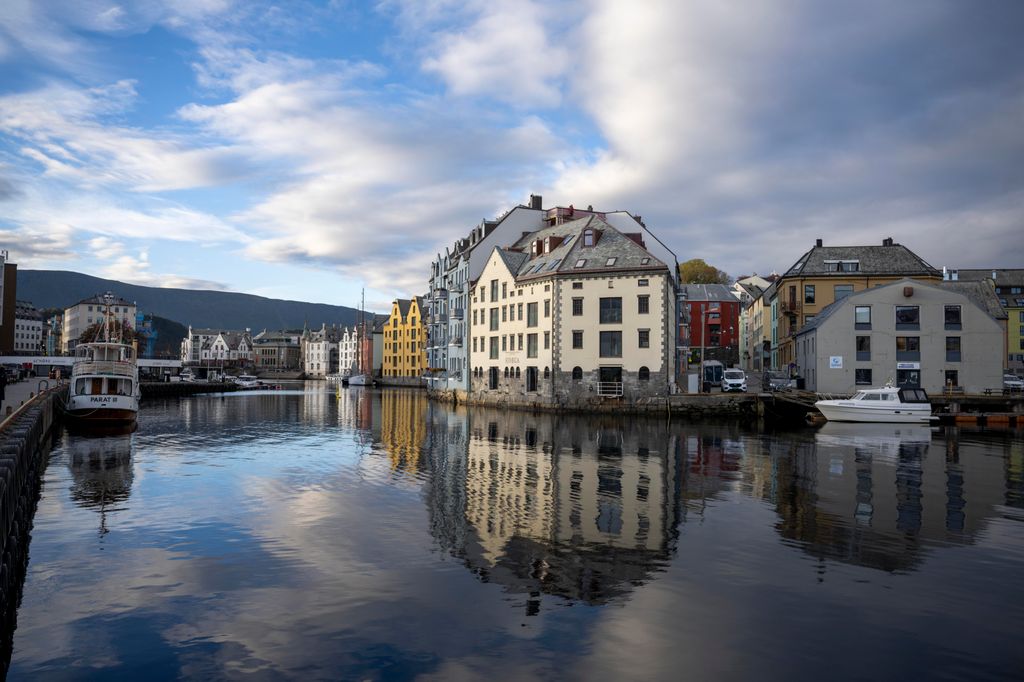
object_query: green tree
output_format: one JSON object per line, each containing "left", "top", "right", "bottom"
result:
{"left": 678, "top": 258, "right": 731, "bottom": 284}
{"left": 79, "top": 318, "right": 142, "bottom": 345}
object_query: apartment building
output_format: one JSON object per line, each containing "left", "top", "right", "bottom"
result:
{"left": 468, "top": 214, "right": 677, "bottom": 406}
{"left": 252, "top": 329, "right": 302, "bottom": 371}
{"left": 14, "top": 300, "right": 42, "bottom": 355}
{"left": 302, "top": 324, "right": 340, "bottom": 377}
{"left": 681, "top": 284, "right": 741, "bottom": 367}
{"left": 62, "top": 293, "right": 137, "bottom": 353}
{"left": 953, "top": 269, "right": 1024, "bottom": 372}
{"left": 773, "top": 238, "right": 941, "bottom": 373}
{"left": 382, "top": 298, "right": 427, "bottom": 379}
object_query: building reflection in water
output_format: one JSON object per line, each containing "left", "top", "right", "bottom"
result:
{"left": 378, "top": 390, "right": 428, "bottom": 476}
{"left": 760, "top": 422, "right": 1012, "bottom": 574}
{"left": 423, "top": 407, "right": 684, "bottom": 610}
{"left": 65, "top": 433, "right": 134, "bottom": 537}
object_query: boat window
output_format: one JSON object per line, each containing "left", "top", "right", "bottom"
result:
{"left": 862, "top": 393, "right": 881, "bottom": 400}
{"left": 881, "top": 393, "right": 896, "bottom": 401}
{"left": 76, "top": 379, "right": 88, "bottom": 395}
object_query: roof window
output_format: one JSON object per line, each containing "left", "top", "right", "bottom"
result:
{"left": 574, "top": 259, "right": 587, "bottom": 268}
{"left": 583, "top": 229, "right": 595, "bottom": 247}
{"left": 606, "top": 257, "right": 617, "bottom": 267}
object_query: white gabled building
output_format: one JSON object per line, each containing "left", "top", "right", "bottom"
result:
{"left": 302, "top": 324, "right": 342, "bottom": 377}
{"left": 468, "top": 214, "right": 678, "bottom": 406}
{"left": 338, "top": 326, "right": 359, "bottom": 376}
{"left": 181, "top": 326, "right": 252, "bottom": 366}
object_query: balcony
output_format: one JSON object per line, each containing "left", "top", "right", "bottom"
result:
{"left": 780, "top": 300, "right": 801, "bottom": 315}
{"left": 432, "top": 312, "right": 448, "bottom": 324}
{"left": 450, "top": 282, "right": 464, "bottom": 294}
{"left": 451, "top": 308, "right": 464, "bottom": 320}
{"left": 449, "top": 336, "right": 463, "bottom": 347}
{"left": 432, "top": 288, "right": 448, "bottom": 300}
{"left": 597, "top": 382, "right": 623, "bottom": 397}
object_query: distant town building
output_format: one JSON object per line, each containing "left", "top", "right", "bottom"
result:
{"left": 382, "top": 298, "right": 427, "bottom": 379}
{"left": 950, "top": 268, "right": 1024, "bottom": 373}
{"left": 13, "top": 300, "right": 42, "bottom": 355}
{"left": 468, "top": 214, "right": 678, "bottom": 405}
{"left": 62, "top": 292, "right": 137, "bottom": 354}
{"left": 773, "top": 238, "right": 941, "bottom": 374}
{"left": 252, "top": 329, "right": 302, "bottom": 371}
{"left": 181, "top": 326, "right": 252, "bottom": 366}
{"left": 795, "top": 278, "right": 1005, "bottom": 394}
{"left": 302, "top": 323, "right": 340, "bottom": 377}
{"left": 0, "top": 251, "right": 16, "bottom": 354}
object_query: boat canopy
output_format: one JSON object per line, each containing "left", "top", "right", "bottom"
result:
{"left": 75, "top": 343, "right": 136, "bottom": 362}
{"left": 898, "top": 387, "right": 930, "bottom": 403}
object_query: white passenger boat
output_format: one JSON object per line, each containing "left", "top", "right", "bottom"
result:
{"left": 65, "top": 294, "right": 140, "bottom": 426}
{"left": 814, "top": 385, "right": 934, "bottom": 423}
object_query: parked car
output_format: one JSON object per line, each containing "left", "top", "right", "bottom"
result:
{"left": 722, "top": 369, "right": 747, "bottom": 393}
{"left": 764, "top": 371, "right": 791, "bottom": 392}
{"left": 1004, "top": 374, "right": 1024, "bottom": 393}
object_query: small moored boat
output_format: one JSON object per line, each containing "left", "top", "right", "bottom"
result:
{"left": 815, "top": 384, "right": 934, "bottom": 423}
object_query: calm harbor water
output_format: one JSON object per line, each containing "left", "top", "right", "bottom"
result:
{"left": 5, "top": 385, "right": 1024, "bottom": 680}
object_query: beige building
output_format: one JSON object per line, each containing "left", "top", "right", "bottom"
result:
{"left": 468, "top": 215, "right": 677, "bottom": 405}
{"left": 795, "top": 278, "right": 1005, "bottom": 394}
{"left": 62, "top": 292, "right": 136, "bottom": 353}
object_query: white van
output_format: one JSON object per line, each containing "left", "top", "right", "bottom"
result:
{"left": 722, "top": 368, "right": 747, "bottom": 393}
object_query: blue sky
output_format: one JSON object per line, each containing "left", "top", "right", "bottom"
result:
{"left": 1, "top": 1, "right": 1022, "bottom": 313}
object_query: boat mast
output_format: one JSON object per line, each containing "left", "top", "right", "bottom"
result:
{"left": 357, "top": 288, "right": 364, "bottom": 374}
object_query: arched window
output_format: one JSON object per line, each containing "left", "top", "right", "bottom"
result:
{"left": 543, "top": 367, "right": 550, "bottom": 379}
{"left": 504, "top": 367, "right": 509, "bottom": 378}
{"left": 572, "top": 366, "right": 582, "bottom": 381}
{"left": 639, "top": 366, "right": 650, "bottom": 381}
{"left": 515, "top": 367, "right": 521, "bottom": 378}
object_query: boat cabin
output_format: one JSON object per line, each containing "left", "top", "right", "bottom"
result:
{"left": 72, "top": 343, "right": 136, "bottom": 397}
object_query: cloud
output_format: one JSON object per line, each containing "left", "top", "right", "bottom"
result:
{"left": 0, "top": 225, "right": 76, "bottom": 263}
{"left": 418, "top": 0, "right": 571, "bottom": 105}
{"left": 97, "top": 246, "right": 230, "bottom": 290}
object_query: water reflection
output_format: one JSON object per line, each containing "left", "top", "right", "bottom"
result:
{"left": 426, "top": 409, "right": 682, "bottom": 609}
{"left": 4, "top": 386, "right": 1022, "bottom": 679}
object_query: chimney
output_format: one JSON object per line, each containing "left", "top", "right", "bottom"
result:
{"left": 815, "top": 238, "right": 823, "bottom": 247}
{"left": 883, "top": 237, "right": 894, "bottom": 246}
{"left": 529, "top": 194, "right": 543, "bottom": 210}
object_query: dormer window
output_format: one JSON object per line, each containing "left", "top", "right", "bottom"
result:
{"left": 640, "top": 257, "right": 650, "bottom": 265}
{"left": 583, "top": 229, "right": 595, "bottom": 247}
{"left": 574, "top": 259, "right": 587, "bottom": 268}
{"left": 605, "top": 257, "right": 617, "bottom": 266}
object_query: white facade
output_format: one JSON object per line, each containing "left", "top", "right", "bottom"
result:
{"left": 302, "top": 324, "right": 343, "bottom": 377}
{"left": 338, "top": 326, "right": 359, "bottom": 375}
{"left": 14, "top": 301, "right": 42, "bottom": 355}
{"left": 63, "top": 293, "right": 137, "bottom": 354}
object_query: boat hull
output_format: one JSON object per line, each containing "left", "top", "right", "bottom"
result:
{"left": 815, "top": 401, "right": 933, "bottom": 423}
{"left": 348, "top": 374, "right": 370, "bottom": 386}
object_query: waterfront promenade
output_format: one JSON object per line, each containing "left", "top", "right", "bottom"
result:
{"left": 0, "top": 378, "right": 48, "bottom": 422}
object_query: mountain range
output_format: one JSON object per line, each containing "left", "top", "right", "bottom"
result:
{"left": 17, "top": 270, "right": 363, "bottom": 332}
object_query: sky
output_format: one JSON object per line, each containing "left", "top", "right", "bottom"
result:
{"left": 1, "top": 1, "right": 1022, "bottom": 312}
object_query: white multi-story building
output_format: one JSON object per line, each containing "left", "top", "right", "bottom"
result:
{"left": 338, "top": 326, "right": 359, "bottom": 376}
{"left": 14, "top": 300, "right": 42, "bottom": 355}
{"left": 62, "top": 293, "right": 136, "bottom": 354}
{"left": 468, "top": 214, "right": 678, "bottom": 405}
{"left": 181, "top": 326, "right": 253, "bottom": 366}
{"left": 302, "top": 324, "right": 340, "bottom": 377}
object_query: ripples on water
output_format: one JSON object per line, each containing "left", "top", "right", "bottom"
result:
{"left": 4, "top": 384, "right": 1024, "bottom": 680}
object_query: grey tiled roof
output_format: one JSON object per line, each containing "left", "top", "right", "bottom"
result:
{"left": 940, "top": 281, "right": 1007, "bottom": 320}
{"left": 496, "top": 248, "right": 528, "bottom": 273}
{"left": 783, "top": 243, "right": 940, "bottom": 277}
{"left": 508, "top": 215, "right": 668, "bottom": 280}
{"left": 956, "top": 268, "right": 1024, "bottom": 288}
{"left": 76, "top": 292, "right": 135, "bottom": 306}
{"left": 682, "top": 284, "right": 740, "bottom": 302}
{"left": 395, "top": 298, "right": 412, "bottom": 318}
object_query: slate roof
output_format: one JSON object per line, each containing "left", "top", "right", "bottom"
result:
{"left": 682, "top": 284, "right": 740, "bottom": 303}
{"left": 783, "top": 243, "right": 940, "bottom": 278}
{"left": 503, "top": 215, "right": 668, "bottom": 281}
{"left": 76, "top": 292, "right": 134, "bottom": 306}
{"left": 956, "top": 268, "right": 1024, "bottom": 288}
{"left": 395, "top": 298, "right": 412, "bottom": 318}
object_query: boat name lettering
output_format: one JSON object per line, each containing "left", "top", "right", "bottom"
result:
{"left": 89, "top": 396, "right": 115, "bottom": 403}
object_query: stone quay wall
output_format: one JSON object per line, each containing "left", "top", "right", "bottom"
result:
{"left": 0, "top": 388, "right": 62, "bottom": 671}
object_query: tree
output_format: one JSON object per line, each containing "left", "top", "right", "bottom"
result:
{"left": 678, "top": 258, "right": 731, "bottom": 284}
{"left": 79, "top": 318, "right": 142, "bottom": 345}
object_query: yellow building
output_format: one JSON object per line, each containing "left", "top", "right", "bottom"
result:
{"left": 774, "top": 238, "right": 941, "bottom": 371}
{"left": 382, "top": 297, "right": 427, "bottom": 378}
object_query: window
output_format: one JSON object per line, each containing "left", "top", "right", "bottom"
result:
{"left": 855, "top": 368, "right": 872, "bottom": 385}
{"left": 944, "top": 305, "right": 962, "bottom": 330}
{"left": 518, "top": 303, "right": 523, "bottom": 320}
{"left": 544, "top": 299, "right": 550, "bottom": 318}
{"left": 896, "top": 336, "right": 921, "bottom": 361}
{"left": 502, "top": 282, "right": 507, "bottom": 299}
{"left": 856, "top": 335, "right": 870, "bottom": 361}
{"left": 855, "top": 306, "right": 871, "bottom": 329}
{"left": 600, "top": 331, "right": 622, "bottom": 357}
{"left": 502, "top": 335, "right": 507, "bottom": 351}
{"left": 638, "top": 329, "right": 650, "bottom": 348}
{"left": 518, "top": 333, "right": 523, "bottom": 351}
{"left": 572, "top": 330, "right": 583, "bottom": 348}
{"left": 640, "top": 258, "right": 650, "bottom": 265}
{"left": 489, "top": 337, "right": 498, "bottom": 359}
{"left": 583, "top": 229, "right": 595, "bottom": 246}
{"left": 544, "top": 331, "right": 550, "bottom": 350}
{"left": 895, "top": 306, "right": 920, "bottom": 330}
{"left": 804, "top": 284, "right": 815, "bottom": 304}
{"left": 606, "top": 257, "right": 617, "bottom": 266}
{"left": 490, "top": 279, "right": 498, "bottom": 301}
{"left": 638, "top": 295, "right": 650, "bottom": 314}
{"left": 526, "top": 334, "right": 538, "bottom": 358}
{"left": 638, "top": 278, "right": 649, "bottom": 287}
{"left": 572, "top": 298, "right": 583, "bottom": 316}
{"left": 946, "top": 336, "right": 961, "bottom": 362}
{"left": 639, "top": 366, "right": 650, "bottom": 381}
{"left": 945, "top": 370, "right": 959, "bottom": 387}
{"left": 526, "top": 366, "right": 538, "bottom": 392}
{"left": 599, "top": 297, "right": 622, "bottom": 324}
{"left": 572, "top": 281, "right": 583, "bottom": 289}
{"left": 834, "top": 284, "right": 854, "bottom": 301}
{"left": 527, "top": 302, "right": 538, "bottom": 327}
{"left": 489, "top": 367, "right": 499, "bottom": 389}
{"left": 490, "top": 308, "right": 499, "bottom": 331}
{"left": 502, "top": 305, "right": 507, "bottom": 322}
{"left": 574, "top": 259, "right": 587, "bottom": 268}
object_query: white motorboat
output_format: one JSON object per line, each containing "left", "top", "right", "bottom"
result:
{"left": 814, "top": 385, "right": 934, "bottom": 423}
{"left": 234, "top": 374, "right": 260, "bottom": 389}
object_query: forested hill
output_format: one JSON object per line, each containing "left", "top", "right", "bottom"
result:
{"left": 17, "top": 270, "right": 361, "bottom": 332}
